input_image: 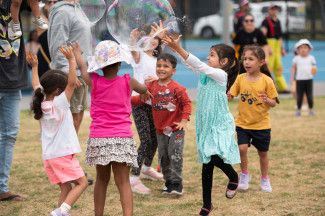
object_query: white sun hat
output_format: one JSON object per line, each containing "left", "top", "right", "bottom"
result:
{"left": 294, "top": 39, "right": 313, "bottom": 51}
{"left": 87, "top": 40, "right": 131, "bottom": 72}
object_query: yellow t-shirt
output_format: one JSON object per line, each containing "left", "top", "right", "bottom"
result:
{"left": 230, "top": 73, "right": 278, "bottom": 130}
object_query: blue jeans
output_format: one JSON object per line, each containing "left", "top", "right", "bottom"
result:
{"left": 0, "top": 91, "right": 21, "bottom": 194}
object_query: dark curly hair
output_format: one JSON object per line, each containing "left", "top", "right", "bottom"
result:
{"left": 31, "top": 70, "right": 68, "bottom": 120}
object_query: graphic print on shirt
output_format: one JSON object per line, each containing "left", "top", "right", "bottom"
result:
{"left": 0, "top": 14, "right": 21, "bottom": 58}
{"left": 240, "top": 90, "right": 262, "bottom": 106}
{"left": 153, "top": 88, "right": 177, "bottom": 112}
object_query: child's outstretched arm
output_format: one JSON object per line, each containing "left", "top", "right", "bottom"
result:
{"left": 71, "top": 42, "right": 91, "bottom": 87}
{"left": 161, "top": 34, "right": 227, "bottom": 85}
{"left": 60, "top": 46, "right": 77, "bottom": 101}
{"left": 130, "top": 78, "right": 152, "bottom": 102}
{"left": 26, "top": 52, "right": 40, "bottom": 90}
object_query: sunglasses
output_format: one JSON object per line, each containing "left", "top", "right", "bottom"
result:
{"left": 244, "top": 19, "right": 254, "bottom": 23}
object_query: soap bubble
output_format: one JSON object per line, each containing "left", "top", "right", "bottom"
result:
{"left": 79, "top": 0, "right": 106, "bottom": 26}
{"left": 106, "top": 0, "right": 178, "bottom": 51}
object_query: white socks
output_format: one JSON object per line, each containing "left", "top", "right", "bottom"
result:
{"left": 60, "top": 202, "right": 71, "bottom": 214}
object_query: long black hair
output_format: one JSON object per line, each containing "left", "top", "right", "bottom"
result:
{"left": 31, "top": 70, "right": 68, "bottom": 120}
{"left": 152, "top": 36, "right": 162, "bottom": 57}
{"left": 211, "top": 44, "right": 240, "bottom": 92}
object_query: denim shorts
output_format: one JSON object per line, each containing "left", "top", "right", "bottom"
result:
{"left": 236, "top": 126, "right": 271, "bottom": 152}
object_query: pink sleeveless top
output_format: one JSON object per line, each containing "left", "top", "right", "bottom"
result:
{"left": 89, "top": 73, "right": 132, "bottom": 138}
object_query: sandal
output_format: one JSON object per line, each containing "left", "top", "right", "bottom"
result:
{"left": 0, "top": 192, "right": 24, "bottom": 201}
{"left": 199, "top": 204, "right": 214, "bottom": 216}
{"left": 226, "top": 182, "right": 238, "bottom": 199}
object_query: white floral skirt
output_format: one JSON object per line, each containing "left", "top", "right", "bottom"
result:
{"left": 86, "top": 137, "right": 138, "bottom": 168}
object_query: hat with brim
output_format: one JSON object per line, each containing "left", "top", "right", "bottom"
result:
{"left": 87, "top": 40, "right": 131, "bottom": 72}
{"left": 294, "top": 39, "right": 313, "bottom": 51}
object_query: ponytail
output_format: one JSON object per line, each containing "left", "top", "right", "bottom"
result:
{"left": 31, "top": 87, "right": 45, "bottom": 120}
{"left": 227, "top": 58, "right": 240, "bottom": 92}
{"left": 260, "top": 64, "right": 272, "bottom": 78}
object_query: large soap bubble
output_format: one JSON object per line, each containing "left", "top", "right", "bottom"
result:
{"left": 79, "top": 0, "right": 107, "bottom": 27}
{"left": 106, "top": 0, "right": 178, "bottom": 51}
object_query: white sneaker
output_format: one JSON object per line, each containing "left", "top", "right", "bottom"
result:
{"left": 8, "top": 20, "right": 22, "bottom": 38}
{"left": 140, "top": 166, "right": 164, "bottom": 181}
{"left": 34, "top": 16, "right": 48, "bottom": 30}
{"left": 130, "top": 177, "right": 150, "bottom": 195}
{"left": 238, "top": 173, "right": 250, "bottom": 191}
{"left": 260, "top": 178, "right": 272, "bottom": 192}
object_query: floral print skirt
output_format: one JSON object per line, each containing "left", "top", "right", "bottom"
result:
{"left": 86, "top": 137, "right": 138, "bottom": 168}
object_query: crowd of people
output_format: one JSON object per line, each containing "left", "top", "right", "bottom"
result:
{"left": 0, "top": 0, "right": 318, "bottom": 216}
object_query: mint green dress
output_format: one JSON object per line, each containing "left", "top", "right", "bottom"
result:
{"left": 185, "top": 54, "right": 240, "bottom": 165}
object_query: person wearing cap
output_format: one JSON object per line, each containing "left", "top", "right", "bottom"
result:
{"left": 233, "top": 0, "right": 250, "bottom": 35}
{"left": 261, "top": 4, "right": 289, "bottom": 93}
{"left": 291, "top": 39, "right": 317, "bottom": 116}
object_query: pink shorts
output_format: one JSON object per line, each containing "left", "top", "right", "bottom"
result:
{"left": 44, "top": 154, "right": 85, "bottom": 185}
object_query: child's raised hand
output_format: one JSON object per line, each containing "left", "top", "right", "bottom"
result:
{"left": 59, "top": 46, "right": 75, "bottom": 60}
{"left": 161, "top": 33, "right": 182, "bottom": 51}
{"left": 70, "top": 42, "right": 83, "bottom": 56}
{"left": 174, "top": 119, "right": 188, "bottom": 130}
{"left": 26, "top": 52, "right": 38, "bottom": 67}
{"left": 151, "top": 20, "right": 167, "bottom": 39}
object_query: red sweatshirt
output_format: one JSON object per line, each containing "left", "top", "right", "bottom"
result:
{"left": 132, "top": 80, "right": 192, "bottom": 134}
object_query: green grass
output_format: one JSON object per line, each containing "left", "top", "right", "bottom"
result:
{"left": 0, "top": 97, "right": 324, "bottom": 216}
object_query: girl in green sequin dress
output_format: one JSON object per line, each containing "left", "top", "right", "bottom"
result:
{"left": 162, "top": 35, "right": 240, "bottom": 215}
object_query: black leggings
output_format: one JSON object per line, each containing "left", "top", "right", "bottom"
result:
{"left": 202, "top": 155, "right": 238, "bottom": 209}
{"left": 131, "top": 104, "right": 158, "bottom": 176}
{"left": 296, "top": 79, "right": 313, "bottom": 109}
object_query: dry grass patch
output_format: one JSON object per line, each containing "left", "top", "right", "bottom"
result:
{"left": 0, "top": 97, "right": 324, "bottom": 216}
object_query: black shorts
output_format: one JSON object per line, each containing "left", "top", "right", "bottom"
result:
{"left": 236, "top": 126, "right": 271, "bottom": 152}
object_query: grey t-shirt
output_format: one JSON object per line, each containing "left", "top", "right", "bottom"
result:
{"left": 48, "top": 1, "right": 92, "bottom": 75}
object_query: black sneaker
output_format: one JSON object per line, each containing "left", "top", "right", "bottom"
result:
{"left": 170, "top": 182, "right": 183, "bottom": 196}
{"left": 162, "top": 181, "right": 172, "bottom": 194}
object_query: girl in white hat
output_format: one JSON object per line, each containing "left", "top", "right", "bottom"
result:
{"left": 291, "top": 39, "right": 317, "bottom": 116}
{"left": 76, "top": 40, "right": 150, "bottom": 216}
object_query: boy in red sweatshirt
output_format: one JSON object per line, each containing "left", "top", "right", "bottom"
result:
{"left": 132, "top": 53, "right": 192, "bottom": 196}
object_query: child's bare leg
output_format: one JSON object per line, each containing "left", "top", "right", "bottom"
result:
{"left": 58, "top": 183, "right": 72, "bottom": 206}
{"left": 112, "top": 162, "right": 132, "bottom": 216}
{"left": 94, "top": 165, "right": 111, "bottom": 216}
{"left": 63, "top": 176, "right": 88, "bottom": 206}
{"left": 258, "top": 151, "right": 269, "bottom": 177}
{"left": 239, "top": 144, "right": 249, "bottom": 172}
{"left": 10, "top": 0, "right": 22, "bottom": 23}
{"left": 28, "top": 0, "right": 41, "bottom": 17}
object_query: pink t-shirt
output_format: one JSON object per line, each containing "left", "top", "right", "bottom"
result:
{"left": 89, "top": 73, "right": 133, "bottom": 138}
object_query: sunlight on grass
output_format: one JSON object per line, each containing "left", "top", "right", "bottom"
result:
{"left": 0, "top": 97, "right": 324, "bottom": 216}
